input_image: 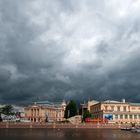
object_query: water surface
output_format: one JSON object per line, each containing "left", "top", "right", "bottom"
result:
{"left": 0, "top": 128, "right": 140, "bottom": 140}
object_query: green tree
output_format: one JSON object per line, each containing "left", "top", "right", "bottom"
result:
{"left": 82, "top": 110, "right": 91, "bottom": 122}
{"left": 64, "top": 100, "right": 77, "bottom": 119}
{"left": 2, "top": 105, "right": 13, "bottom": 115}
{"left": 0, "top": 113, "right": 2, "bottom": 122}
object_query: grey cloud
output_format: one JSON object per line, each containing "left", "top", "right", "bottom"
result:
{"left": 0, "top": 0, "right": 140, "bottom": 104}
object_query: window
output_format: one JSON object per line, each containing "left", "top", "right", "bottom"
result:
{"left": 105, "top": 106, "right": 108, "bottom": 111}
{"left": 115, "top": 115, "right": 118, "bottom": 119}
{"left": 117, "top": 106, "right": 120, "bottom": 111}
{"left": 129, "top": 115, "right": 132, "bottom": 119}
{"left": 111, "top": 106, "right": 114, "bottom": 111}
{"left": 134, "top": 115, "right": 137, "bottom": 119}
{"left": 31, "top": 109, "right": 33, "bottom": 115}
{"left": 120, "top": 115, "right": 123, "bottom": 119}
{"left": 123, "top": 106, "right": 126, "bottom": 112}
{"left": 125, "top": 115, "right": 128, "bottom": 119}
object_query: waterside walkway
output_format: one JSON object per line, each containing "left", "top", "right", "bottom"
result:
{"left": 0, "top": 122, "right": 132, "bottom": 129}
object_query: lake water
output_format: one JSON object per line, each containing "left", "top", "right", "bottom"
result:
{"left": 0, "top": 129, "right": 140, "bottom": 140}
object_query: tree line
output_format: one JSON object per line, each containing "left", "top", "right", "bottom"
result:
{"left": 0, "top": 101, "right": 91, "bottom": 122}
{"left": 0, "top": 105, "right": 13, "bottom": 122}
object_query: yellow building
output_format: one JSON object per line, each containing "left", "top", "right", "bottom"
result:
{"left": 25, "top": 101, "right": 66, "bottom": 123}
{"left": 90, "top": 99, "right": 140, "bottom": 124}
{"left": 80, "top": 100, "right": 98, "bottom": 115}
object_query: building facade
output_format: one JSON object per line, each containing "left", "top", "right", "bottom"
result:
{"left": 25, "top": 101, "right": 66, "bottom": 123}
{"left": 90, "top": 99, "right": 140, "bottom": 124}
{"left": 80, "top": 100, "right": 98, "bottom": 115}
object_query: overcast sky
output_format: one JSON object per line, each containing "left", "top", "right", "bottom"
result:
{"left": 0, "top": 0, "right": 140, "bottom": 104}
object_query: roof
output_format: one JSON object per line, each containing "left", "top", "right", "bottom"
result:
{"left": 35, "top": 101, "right": 54, "bottom": 105}
{"left": 25, "top": 100, "right": 65, "bottom": 109}
{"left": 129, "top": 103, "right": 140, "bottom": 106}
{"left": 102, "top": 100, "right": 123, "bottom": 104}
{"left": 34, "top": 100, "right": 64, "bottom": 106}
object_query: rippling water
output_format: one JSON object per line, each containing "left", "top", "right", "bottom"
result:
{"left": 0, "top": 129, "right": 140, "bottom": 140}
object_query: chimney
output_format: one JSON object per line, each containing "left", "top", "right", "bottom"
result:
{"left": 122, "top": 99, "right": 125, "bottom": 103}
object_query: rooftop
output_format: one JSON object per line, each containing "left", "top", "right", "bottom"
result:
{"left": 27, "top": 100, "right": 66, "bottom": 109}
{"left": 129, "top": 103, "right": 140, "bottom": 106}
{"left": 102, "top": 100, "right": 125, "bottom": 104}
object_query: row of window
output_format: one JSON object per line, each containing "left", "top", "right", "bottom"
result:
{"left": 104, "top": 106, "right": 127, "bottom": 112}
{"left": 93, "top": 114, "right": 140, "bottom": 120}
{"left": 46, "top": 111, "right": 63, "bottom": 117}
{"left": 31, "top": 109, "right": 39, "bottom": 116}
{"left": 94, "top": 106, "right": 140, "bottom": 112}
{"left": 115, "top": 114, "right": 140, "bottom": 119}
{"left": 93, "top": 106, "right": 128, "bottom": 112}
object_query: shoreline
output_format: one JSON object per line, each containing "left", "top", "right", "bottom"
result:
{"left": 0, "top": 122, "right": 129, "bottom": 129}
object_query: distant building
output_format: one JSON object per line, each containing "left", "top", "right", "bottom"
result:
{"left": 90, "top": 99, "right": 140, "bottom": 124}
{"left": 25, "top": 100, "right": 66, "bottom": 123}
{"left": 80, "top": 100, "right": 99, "bottom": 115}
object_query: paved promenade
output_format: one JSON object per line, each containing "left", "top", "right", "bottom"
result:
{"left": 0, "top": 122, "right": 131, "bottom": 129}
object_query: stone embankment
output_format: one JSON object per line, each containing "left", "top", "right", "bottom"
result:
{"left": 0, "top": 122, "right": 130, "bottom": 129}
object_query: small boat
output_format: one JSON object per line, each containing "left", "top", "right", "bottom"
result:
{"left": 121, "top": 127, "right": 132, "bottom": 131}
{"left": 131, "top": 128, "right": 140, "bottom": 133}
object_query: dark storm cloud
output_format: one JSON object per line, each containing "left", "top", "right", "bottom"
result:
{"left": 0, "top": 0, "right": 140, "bottom": 104}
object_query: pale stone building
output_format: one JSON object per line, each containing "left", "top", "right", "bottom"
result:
{"left": 25, "top": 101, "right": 66, "bottom": 123}
{"left": 90, "top": 99, "right": 140, "bottom": 124}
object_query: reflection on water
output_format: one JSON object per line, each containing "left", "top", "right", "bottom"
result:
{"left": 0, "top": 129, "right": 140, "bottom": 140}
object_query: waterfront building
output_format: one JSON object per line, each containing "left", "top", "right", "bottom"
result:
{"left": 25, "top": 100, "right": 66, "bottom": 123}
{"left": 90, "top": 99, "right": 140, "bottom": 124}
{"left": 80, "top": 100, "right": 98, "bottom": 115}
